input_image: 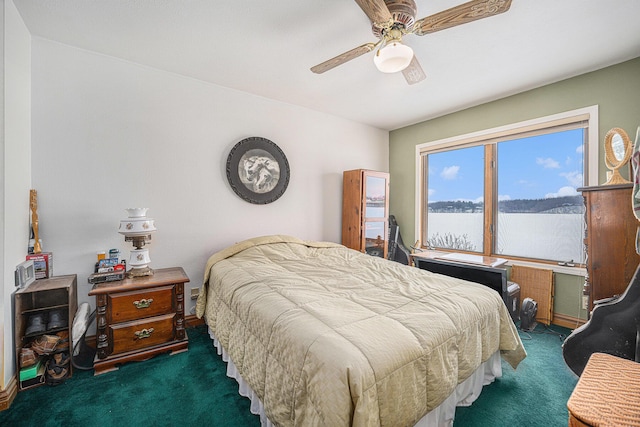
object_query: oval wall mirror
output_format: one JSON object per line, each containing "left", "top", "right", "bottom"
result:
{"left": 604, "top": 127, "right": 632, "bottom": 185}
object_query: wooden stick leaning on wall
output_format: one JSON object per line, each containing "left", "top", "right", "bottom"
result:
{"left": 30, "top": 189, "right": 42, "bottom": 254}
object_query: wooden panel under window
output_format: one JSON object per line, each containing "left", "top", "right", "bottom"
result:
{"left": 511, "top": 265, "right": 554, "bottom": 325}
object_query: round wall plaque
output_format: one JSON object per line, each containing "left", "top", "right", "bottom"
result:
{"left": 226, "top": 137, "right": 290, "bottom": 204}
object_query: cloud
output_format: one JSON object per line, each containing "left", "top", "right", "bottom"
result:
{"left": 545, "top": 186, "right": 578, "bottom": 198}
{"left": 440, "top": 165, "right": 460, "bottom": 180}
{"left": 536, "top": 157, "right": 560, "bottom": 168}
{"left": 560, "top": 170, "right": 583, "bottom": 187}
{"left": 576, "top": 145, "right": 584, "bottom": 154}
{"left": 428, "top": 188, "right": 436, "bottom": 197}
{"left": 498, "top": 194, "right": 512, "bottom": 201}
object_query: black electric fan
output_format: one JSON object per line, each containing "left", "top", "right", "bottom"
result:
{"left": 520, "top": 298, "right": 538, "bottom": 332}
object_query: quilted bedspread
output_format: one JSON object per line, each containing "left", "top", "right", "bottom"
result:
{"left": 196, "top": 235, "right": 526, "bottom": 426}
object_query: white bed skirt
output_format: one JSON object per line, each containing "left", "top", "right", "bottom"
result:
{"left": 208, "top": 328, "right": 502, "bottom": 427}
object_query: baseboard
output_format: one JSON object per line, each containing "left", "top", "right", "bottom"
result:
{"left": 0, "top": 376, "right": 18, "bottom": 412}
{"left": 552, "top": 312, "right": 586, "bottom": 330}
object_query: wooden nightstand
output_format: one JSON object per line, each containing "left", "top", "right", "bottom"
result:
{"left": 88, "top": 267, "right": 189, "bottom": 375}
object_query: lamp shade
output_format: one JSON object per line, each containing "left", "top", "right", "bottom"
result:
{"left": 373, "top": 41, "right": 413, "bottom": 73}
{"left": 118, "top": 208, "right": 156, "bottom": 237}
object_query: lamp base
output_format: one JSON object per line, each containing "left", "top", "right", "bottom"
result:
{"left": 126, "top": 266, "right": 154, "bottom": 278}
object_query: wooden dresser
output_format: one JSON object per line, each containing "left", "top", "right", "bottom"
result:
{"left": 88, "top": 267, "right": 189, "bottom": 374}
{"left": 579, "top": 184, "right": 640, "bottom": 311}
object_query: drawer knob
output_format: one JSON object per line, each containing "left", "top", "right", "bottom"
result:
{"left": 133, "top": 298, "right": 153, "bottom": 309}
{"left": 134, "top": 328, "right": 154, "bottom": 340}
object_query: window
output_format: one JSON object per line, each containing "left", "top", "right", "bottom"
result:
{"left": 417, "top": 106, "right": 598, "bottom": 265}
{"left": 426, "top": 145, "right": 485, "bottom": 252}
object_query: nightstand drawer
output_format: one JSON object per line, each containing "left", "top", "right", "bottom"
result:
{"left": 108, "top": 285, "right": 174, "bottom": 323}
{"left": 110, "top": 313, "right": 176, "bottom": 355}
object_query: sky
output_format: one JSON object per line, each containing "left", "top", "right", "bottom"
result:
{"left": 427, "top": 128, "right": 585, "bottom": 203}
{"left": 366, "top": 175, "right": 388, "bottom": 199}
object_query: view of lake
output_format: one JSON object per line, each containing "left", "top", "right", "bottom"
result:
{"left": 428, "top": 212, "right": 585, "bottom": 263}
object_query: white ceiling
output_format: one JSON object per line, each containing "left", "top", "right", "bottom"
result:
{"left": 13, "top": 0, "right": 640, "bottom": 131}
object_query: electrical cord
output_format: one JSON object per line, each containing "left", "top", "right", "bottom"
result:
{"left": 518, "top": 322, "right": 566, "bottom": 341}
{"left": 540, "top": 323, "right": 567, "bottom": 341}
{"left": 517, "top": 329, "right": 532, "bottom": 340}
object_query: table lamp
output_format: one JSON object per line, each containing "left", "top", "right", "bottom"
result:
{"left": 118, "top": 208, "right": 156, "bottom": 278}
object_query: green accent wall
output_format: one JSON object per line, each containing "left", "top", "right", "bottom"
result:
{"left": 389, "top": 57, "right": 640, "bottom": 321}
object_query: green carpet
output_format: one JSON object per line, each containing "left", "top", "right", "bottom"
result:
{"left": 1, "top": 326, "right": 260, "bottom": 427}
{"left": 455, "top": 324, "right": 577, "bottom": 426}
{"left": 1, "top": 324, "right": 577, "bottom": 426}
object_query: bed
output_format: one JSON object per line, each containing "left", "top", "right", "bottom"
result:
{"left": 196, "top": 235, "right": 526, "bottom": 426}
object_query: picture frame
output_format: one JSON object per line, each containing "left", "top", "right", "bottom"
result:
{"left": 15, "top": 260, "right": 36, "bottom": 288}
{"left": 226, "top": 137, "right": 290, "bottom": 204}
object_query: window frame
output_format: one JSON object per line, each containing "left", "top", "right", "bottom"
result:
{"left": 414, "top": 106, "right": 598, "bottom": 274}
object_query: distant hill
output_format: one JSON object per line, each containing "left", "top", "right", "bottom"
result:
{"left": 428, "top": 195, "right": 584, "bottom": 214}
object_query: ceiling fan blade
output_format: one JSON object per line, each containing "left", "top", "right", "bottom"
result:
{"left": 311, "top": 42, "right": 377, "bottom": 74}
{"left": 413, "top": 0, "right": 512, "bottom": 36}
{"left": 353, "top": 0, "right": 392, "bottom": 26}
{"left": 402, "top": 56, "right": 426, "bottom": 85}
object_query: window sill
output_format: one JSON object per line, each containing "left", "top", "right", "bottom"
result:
{"left": 504, "top": 258, "right": 586, "bottom": 277}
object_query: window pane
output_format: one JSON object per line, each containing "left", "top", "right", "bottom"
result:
{"left": 365, "top": 221, "right": 386, "bottom": 257}
{"left": 496, "top": 129, "right": 585, "bottom": 263}
{"left": 365, "top": 176, "right": 386, "bottom": 218}
{"left": 425, "top": 146, "right": 484, "bottom": 252}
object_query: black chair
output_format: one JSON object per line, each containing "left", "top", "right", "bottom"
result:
{"left": 388, "top": 215, "right": 412, "bottom": 265}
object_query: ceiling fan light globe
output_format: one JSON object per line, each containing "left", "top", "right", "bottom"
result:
{"left": 374, "top": 42, "right": 414, "bottom": 73}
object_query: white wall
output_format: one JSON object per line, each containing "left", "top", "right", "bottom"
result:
{"left": 30, "top": 39, "right": 389, "bottom": 317}
{"left": 2, "top": 0, "right": 32, "bottom": 388}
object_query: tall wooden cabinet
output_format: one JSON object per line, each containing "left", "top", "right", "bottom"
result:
{"left": 579, "top": 184, "right": 640, "bottom": 311}
{"left": 342, "top": 169, "right": 390, "bottom": 258}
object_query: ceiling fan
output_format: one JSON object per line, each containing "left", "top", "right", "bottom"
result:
{"left": 311, "top": 0, "right": 512, "bottom": 85}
